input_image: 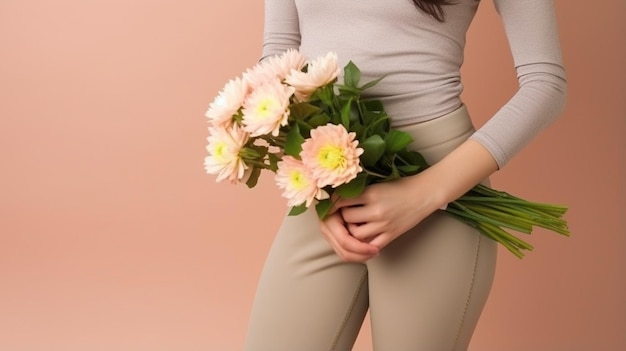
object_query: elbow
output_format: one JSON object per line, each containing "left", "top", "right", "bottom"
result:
{"left": 543, "top": 73, "right": 567, "bottom": 122}
{"left": 551, "top": 74, "right": 567, "bottom": 122}
{"left": 517, "top": 63, "right": 568, "bottom": 123}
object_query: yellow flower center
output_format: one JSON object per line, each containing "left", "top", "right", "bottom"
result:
{"left": 317, "top": 145, "right": 345, "bottom": 170}
{"left": 212, "top": 141, "right": 234, "bottom": 164}
{"left": 213, "top": 142, "right": 226, "bottom": 160}
{"left": 254, "top": 98, "right": 277, "bottom": 119}
{"left": 288, "top": 170, "right": 309, "bottom": 190}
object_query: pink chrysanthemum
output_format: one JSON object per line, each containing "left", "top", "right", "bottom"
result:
{"left": 244, "top": 49, "right": 307, "bottom": 87}
{"left": 267, "top": 49, "right": 308, "bottom": 81}
{"left": 285, "top": 51, "right": 340, "bottom": 101}
{"left": 204, "top": 125, "right": 250, "bottom": 183}
{"left": 275, "top": 156, "right": 329, "bottom": 207}
{"left": 241, "top": 80, "right": 295, "bottom": 137}
{"left": 300, "top": 124, "right": 364, "bottom": 188}
{"left": 243, "top": 62, "right": 277, "bottom": 88}
{"left": 205, "top": 77, "right": 249, "bottom": 128}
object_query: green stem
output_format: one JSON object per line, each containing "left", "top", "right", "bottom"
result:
{"left": 260, "top": 135, "right": 285, "bottom": 148}
{"left": 460, "top": 203, "right": 534, "bottom": 232}
{"left": 478, "top": 222, "right": 531, "bottom": 258}
{"left": 460, "top": 201, "right": 570, "bottom": 236}
{"left": 246, "top": 161, "right": 271, "bottom": 169}
{"left": 363, "top": 169, "right": 388, "bottom": 179}
{"left": 482, "top": 221, "right": 534, "bottom": 251}
{"left": 449, "top": 201, "right": 531, "bottom": 233}
{"left": 446, "top": 212, "right": 530, "bottom": 259}
{"left": 459, "top": 195, "right": 567, "bottom": 211}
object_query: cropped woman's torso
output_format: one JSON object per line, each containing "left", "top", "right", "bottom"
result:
{"left": 294, "top": 0, "right": 480, "bottom": 126}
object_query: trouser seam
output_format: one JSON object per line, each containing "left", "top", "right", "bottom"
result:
{"left": 452, "top": 232, "right": 481, "bottom": 350}
{"left": 328, "top": 268, "right": 368, "bottom": 351}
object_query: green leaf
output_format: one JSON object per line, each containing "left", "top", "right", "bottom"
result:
{"left": 359, "top": 135, "right": 386, "bottom": 167}
{"left": 363, "top": 113, "right": 391, "bottom": 137}
{"left": 285, "top": 124, "right": 305, "bottom": 157}
{"left": 245, "top": 167, "right": 262, "bottom": 188}
{"left": 240, "top": 147, "right": 262, "bottom": 160}
{"left": 295, "top": 119, "right": 313, "bottom": 135}
{"left": 306, "top": 113, "right": 331, "bottom": 128}
{"left": 290, "top": 102, "right": 321, "bottom": 120}
{"left": 316, "top": 85, "right": 335, "bottom": 107}
{"left": 389, "top": 163, "right": 400, "bottom": 179}
{"left": 315, "top": 199, "right": 333, "bottom": 219}
{"left": 335, "top": 173, "right": 368, "bottom": 198}
{"left": 360, "top": 108, "right": 382, "bottom": 127}
{"left": 397, "top": 150, "right": 428, "bottom": 168}
{"left": 360, "top": 75, "right": 386, "bottom": 90}
{"left": 267, "top": 153, "right": 280, "bottom": 172}
{"left": 396, "top": 164, "right": 421, "bottom": 176}
{"left": 350, "top": 123, "right": 367, "bottom": 141}
{"left": 336, "top": 85, "right": 362, "bottom": 96}
{"left": 288, "top": 204, "right": 308, "bottom": 216}
{"left": 343, "top": 61, "right": 361, "bottom": 88}
{"left": 385, "top": 130, "right": 414, "bottom": 154}
{"left": 340, "top": 97, "right": 353, "bottom": 128}
{"left": 361, "top": 99, "right": 384, "bottom": 114}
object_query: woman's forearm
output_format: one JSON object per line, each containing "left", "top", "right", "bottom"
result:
{"left": 412, "top": 139, "right": 499, "bottom": 211}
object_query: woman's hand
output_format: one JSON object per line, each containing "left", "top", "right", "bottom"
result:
{"left": 334, "top": 139, "right": 499, "bottom": 251}
{"left": 334, "top": 174, "right": 442, "bottom": 250}
{"left": 319, "top": 211, "right": 379, "bottom": 262}
{"left": 320, "top": 139, "right": 498, "bottom": 260}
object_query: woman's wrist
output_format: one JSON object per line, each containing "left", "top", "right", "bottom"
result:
{"left": 416, "top": 139, "right": 499, "bottom": 207}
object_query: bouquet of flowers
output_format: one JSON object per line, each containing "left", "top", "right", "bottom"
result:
{"left": 204, "top": 50, "right": 569, "bottom": 258}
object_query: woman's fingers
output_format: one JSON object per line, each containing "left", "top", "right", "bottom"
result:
{"left": 320, "top": 213, "right": 379, "bottom": 262}
{"left": 340, "top": 203, "right": 385, "bottom": 225}
{"left": 368, "top": 232, "right": 395, "bottom": 249}
{"left": 340, "top": 201, "right": 390, "bottom": 242}
{"left": 345, "top": 222, "right": 383, "bottom": 242}
{"left": 329, "top": 194, "right": 367, "bottom": 214}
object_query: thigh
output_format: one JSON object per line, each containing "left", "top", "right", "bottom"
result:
{"left": 366, "top": 211, "right": 497, "bottom": 351}
{"left": 244, "top": 208, "right": 369, "bottom": 351}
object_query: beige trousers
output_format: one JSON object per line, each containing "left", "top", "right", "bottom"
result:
{"left": 244, "top": 105, "right": 497, "bottom": 351}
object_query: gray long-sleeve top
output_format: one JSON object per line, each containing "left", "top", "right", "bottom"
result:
{"left": 262, "top": 0, "right": 567, "bottom": 168}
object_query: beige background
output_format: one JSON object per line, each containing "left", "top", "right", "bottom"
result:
{"left": 1, "top": 0, "right": 624, "bottom": 350}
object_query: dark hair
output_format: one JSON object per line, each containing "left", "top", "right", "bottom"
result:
{"left": 411, "top": 0, "right": 456, "bottom": 22}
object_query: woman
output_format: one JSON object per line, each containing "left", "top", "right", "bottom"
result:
{"left": 245, "top": 0, "right": 567, "bottom": 350}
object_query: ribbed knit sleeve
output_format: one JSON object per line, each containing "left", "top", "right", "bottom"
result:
{"left": 469, "top": 0, "right": 567, "bottom": 167}
{"left": 261, "top": 0, "right": 300, "bottom": 60}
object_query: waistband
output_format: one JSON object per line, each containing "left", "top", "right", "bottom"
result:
{"left": 397, "top": 104, "right": 474, "bottom": 151}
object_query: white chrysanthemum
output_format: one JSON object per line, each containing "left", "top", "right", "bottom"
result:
{"left": 205, "top": 77, "right": 249, "bottom": 128}
{"left": 204, "top": 125, "right": 249, "bottom": 183}
{"left": 285, "top": 52, "right": 340, "bottom": 101}
{"left": 241, "top": 80, "right": 295, "bottom": 137}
